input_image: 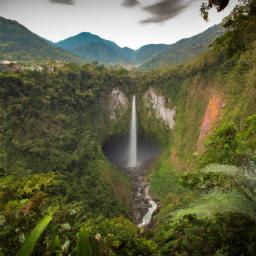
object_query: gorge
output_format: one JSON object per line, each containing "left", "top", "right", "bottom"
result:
{"left": 103, "top": 94, "right": 161, "bottom": 225}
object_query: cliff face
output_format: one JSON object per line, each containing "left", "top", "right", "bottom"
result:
{"left": 144, "top": 87, "right": 176, "bottom": 130}
{"left": 108, "top": 88, "right": 129, "bottom": 120}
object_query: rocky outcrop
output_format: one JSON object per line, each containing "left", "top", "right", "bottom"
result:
{"left": 144, "top": 87, "right": 176, "bottom": 129}
{"left": 108, "top": 88, "right": 129, "bottom": 119}
{"left": 130, "top": 158, "right": 159, "bottom": 226}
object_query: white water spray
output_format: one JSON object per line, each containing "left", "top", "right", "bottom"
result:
{"left": 128, "top": 95, "right": 137, "bottom": 168}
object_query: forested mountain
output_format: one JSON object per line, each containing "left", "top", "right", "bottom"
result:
{"left": 55, "top": 32, "right": 133, "bottom": 64}
{"left": 55, "top": 32, "right": 169, "bottom": 65}
{"left": 134, "top": 44, "right": 170, "bottom": 65}
{"left": 141, "top": 24, "right": 225, "bottom": 69}
{"left": 0, "top": 16, "right": 223, "bottom": 68}
{"left": 0, "top": 17, "right": 82, "bottom": 63}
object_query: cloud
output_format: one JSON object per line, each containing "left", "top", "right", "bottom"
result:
{"left": 122, "top": 0, "right": 197, "bottom": 23}
{"left": 122, "top": 0, "right": 139, "bottom": 7}
{"left": 49, "top": 0, "right": 75, "bottom": 5}
{"left": 141, "top": 0, "right": 190, "bottom": 23}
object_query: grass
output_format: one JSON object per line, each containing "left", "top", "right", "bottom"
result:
{"left": 149, "top": 151, "right": 186, "bottom": 201}
{"left": 97, "top": 158, "right": 133, "bottom": 214}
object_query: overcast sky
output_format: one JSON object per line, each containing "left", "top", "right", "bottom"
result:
{"left": 0, "top": 0, "right": 236, "bottom": 49}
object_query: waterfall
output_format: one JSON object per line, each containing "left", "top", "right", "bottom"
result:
{"left": 127, "top": 96, "right": 158, "bottom": 226}
{"left": 128, "top": 95, "right": 137, "bottom": 168}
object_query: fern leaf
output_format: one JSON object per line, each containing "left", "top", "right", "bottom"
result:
{"left": 16, "top": 214, "right": 53, "bottom": 256}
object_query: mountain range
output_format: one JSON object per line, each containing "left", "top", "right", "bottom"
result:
{"left": 55, "top": 32, "right": 169, "bottom": 66}
{"left": 0, "top": 16, "right": 224, "bottom": 69}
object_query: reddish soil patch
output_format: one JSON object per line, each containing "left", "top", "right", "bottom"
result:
{"left": 197, "top": 95, "right": 224, "bottom": 150}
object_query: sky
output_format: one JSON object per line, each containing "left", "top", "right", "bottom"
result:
{"left": 0, "top": 0, "right": 237, "bottom": 49}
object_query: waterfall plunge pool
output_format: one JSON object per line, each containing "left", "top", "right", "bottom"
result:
{"left": 103, "top": 134, "right": 161, "bottom": 171}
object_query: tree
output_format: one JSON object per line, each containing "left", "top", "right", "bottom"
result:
{"left": 201, "top": 0, "right": 230, "bottom": 21}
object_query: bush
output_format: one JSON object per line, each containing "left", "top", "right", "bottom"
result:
{"left": 158, "top": 212, "right": 256, "bottom": 256}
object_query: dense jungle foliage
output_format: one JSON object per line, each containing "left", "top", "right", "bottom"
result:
{"left": 0, "top": 64, "right": 136, "bottom": 255}
{"left": 0, "top": 0, "right": 256, "bottom": 255}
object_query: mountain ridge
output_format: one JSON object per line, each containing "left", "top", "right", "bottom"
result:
{"left": 141, "top": 24, "right": 225, "bottom": 69}
{"left": 0, "top": 16, "right": 83, "bottom": 63}
{"left": 55, "top": 32, "right": 169, "bottom": 65}
{"left": 55, "top": 25, "right": 224, "bottom": 68}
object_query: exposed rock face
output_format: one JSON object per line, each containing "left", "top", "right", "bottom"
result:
{"left": 197, "top": 94, "right": 224, "bottom": 150}
{"left": 109, "top": 88, "right": 129, "bottom": 119}
{"left": 144, "top": 87, "right": 176, "bottom": 129}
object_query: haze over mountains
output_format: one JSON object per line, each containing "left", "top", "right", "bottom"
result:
{"left": 55, "top": 32, "right": 169, "bottom": 66}
{"left": 0, "top": 16, "right": 224, "bottom": 69}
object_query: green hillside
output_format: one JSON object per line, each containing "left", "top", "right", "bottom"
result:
{"left": 134, "top": 44, "right": 170, "bottom": 65}
{"left": 0, "top": 63, "right": 134, "bottom": 255}
{"left": 141, "top": 24, "right": 225, "bottom": 70}
{"left": 0, "top": 17, "right": 82, "bottom": 63}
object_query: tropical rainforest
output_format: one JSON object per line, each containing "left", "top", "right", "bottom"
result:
{"left": 0, "top": 0, "right": 256, "bottom": 255}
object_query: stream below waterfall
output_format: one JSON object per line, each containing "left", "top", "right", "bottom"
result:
{"left": 103, "top": 135, "right": 160, "bottom": 226}
{"left": 132, "top": 174, "right": 158, "bottom": 227}
{"left": 138, "top": 183, "right": 158, "bottom": 227}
